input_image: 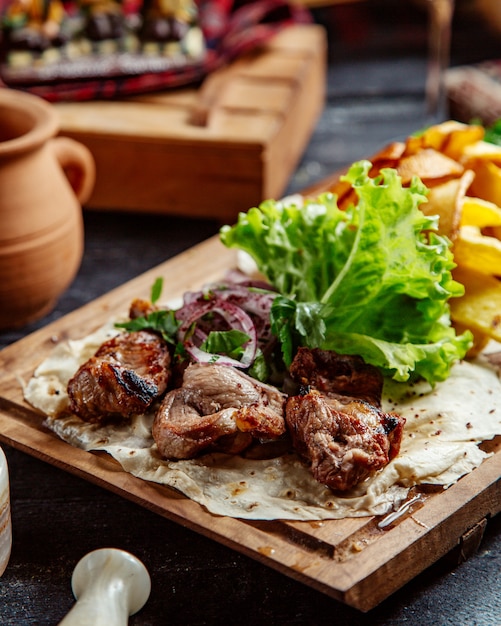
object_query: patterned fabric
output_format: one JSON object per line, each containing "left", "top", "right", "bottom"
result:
{"left": 0, "top": 0, "right": 311, "bottom": 101}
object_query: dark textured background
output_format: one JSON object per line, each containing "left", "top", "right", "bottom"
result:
{"left": 1, "top": 1, "right": 501, "bottom": 624}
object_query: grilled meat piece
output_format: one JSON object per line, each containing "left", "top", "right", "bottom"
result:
{"left": 286, "top": 347, "right": 405, "bottom": 491}
{"left": 153, "top": 363, "right": 286, "bottom": 459}
{"left": 67, "top": 330, "right": 171, "bottom": 423}
{"left": 129, "top": 297, "right": 158, "bottom": 320}
{"left": 286, "top": 390, "right": 405, "bottom": 492}
{"left": 289, "top": 347, "right": 384, "bottom": 407}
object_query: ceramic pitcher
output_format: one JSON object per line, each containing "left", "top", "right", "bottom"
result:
{"left": 0, "top": 88, "right": 95, "bottom": 330}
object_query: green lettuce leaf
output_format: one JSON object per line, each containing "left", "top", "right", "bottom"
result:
{"left": 220, "top": 160, "right": 472, "bottom": 384}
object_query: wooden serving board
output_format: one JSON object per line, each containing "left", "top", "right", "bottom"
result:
{"left": 54, "top": 25, "right": 327, "bottom": 222}
{"left": 0, "top": 235, "right": 500, "bottom": 611}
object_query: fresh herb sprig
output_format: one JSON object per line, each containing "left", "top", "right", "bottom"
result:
{"left": 115, "top": 277, "right": 181, "bottom": 344}
{"left": 116, "top": 309, "right": 181, "bottom": 344}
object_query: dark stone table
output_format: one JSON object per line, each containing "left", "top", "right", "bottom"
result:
{"left": 1, "top": 2, "right": 500, "bottom": 624}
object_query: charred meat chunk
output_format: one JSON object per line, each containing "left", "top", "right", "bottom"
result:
{"left": 67, "top": 330, "right": 171, "bottom": 423}
{"left": 286, "top": 390, "right": 405, "bottom": 492}
{"left": 289, "top": 347, "right": 384, "bottom": 407}
{"left": 153, "top": 363, "right": 286, "bottom": 459}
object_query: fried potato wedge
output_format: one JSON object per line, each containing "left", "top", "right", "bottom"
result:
{"left": 467, "top": 159, "right": 501, "bottom": 206}
{"left": 406, "top": 121, "right": 484, "bottom": 161}
{"left": 439, "top": 123, "right": 485, "bottom": 161}
{"left": 370, "top": 141, "right": 406, "bottom": 166}
{"left": 450, "top": 267, "right": 501, "bottom": 343}
{"left": 324, "top": 142, "right": 407, "bottom": 208}
{"left": 461, "top": 196, "right": 501, "bottom": 228}
{"left": 453, "top": 225, "right": 501, "bottom": 275}
{"left": 323, "top": 178, "right": 354, "bottom": 210}
{"left": 396, "top": 148, "right": 464, "bottom": 186}
{"left": 420, "top": 170, "right": 474, "bottom": 240}
{"left": 461, "top": 139, "right": 501, "bottom": 165}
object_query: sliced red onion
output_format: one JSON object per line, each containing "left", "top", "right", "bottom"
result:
{"left": 177, "top": 297, "right": 258, "bottom": 368}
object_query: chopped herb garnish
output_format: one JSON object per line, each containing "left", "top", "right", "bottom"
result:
{"left": 116, "top": 309, "right": 180, "bottom": 344}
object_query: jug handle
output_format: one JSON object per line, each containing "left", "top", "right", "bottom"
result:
{"left": 50, "top": 136, "right": 96, "bottom": 206}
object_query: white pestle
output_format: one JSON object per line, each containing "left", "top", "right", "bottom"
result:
{"left": 59, "top": 548, "right": 151, "bottom": 626}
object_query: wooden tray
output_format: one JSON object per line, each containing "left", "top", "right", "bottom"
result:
{"left": 0, "top": 235, "right": 500, "bottom": 612}
{"left": 54, "top": 24, "right": 327, "bottom": 223}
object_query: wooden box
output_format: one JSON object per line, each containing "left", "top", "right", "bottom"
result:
{"left": 55, "top": 24, "right": 327, "bottom": 222}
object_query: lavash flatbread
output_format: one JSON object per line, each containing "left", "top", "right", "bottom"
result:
{"left": 22, "top": 319, "right": 501, "bottom": 521}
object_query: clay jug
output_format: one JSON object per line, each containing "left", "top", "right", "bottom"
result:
{"left": 0, "top": 88, "right": 95, "bottom": 330}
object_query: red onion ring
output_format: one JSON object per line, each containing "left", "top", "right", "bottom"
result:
{"left": 177, "top": 297, "right": 258, "bottom": 368}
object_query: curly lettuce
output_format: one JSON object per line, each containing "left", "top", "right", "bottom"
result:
{"left": 220, "top": 160, "right": 472, "bottom": 384}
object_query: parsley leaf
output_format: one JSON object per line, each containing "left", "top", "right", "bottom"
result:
{"left": 116, "top": 309, "right": 180, "bottom": 344}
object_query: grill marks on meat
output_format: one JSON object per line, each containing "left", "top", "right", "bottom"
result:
{"left": 65, "top": 325, "right": 405, "bottom": 493}
{"left": 286, "top": 348, "right": 405, "bottom": 492}
{"left": 152, "top": 363, "right": 286, "bottom": 459}
{"left": 67, "top": 330, "right": 171, "bottom": 423}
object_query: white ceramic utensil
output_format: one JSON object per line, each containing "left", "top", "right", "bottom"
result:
{"left": 0, "top": 446, "right": 11, "bottom": 576}
{"left": 59, "top": 548, "right": 151, "bottom": 626}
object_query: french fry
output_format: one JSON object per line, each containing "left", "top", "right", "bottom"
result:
{"left": 450, "top": 266, "right": 501, "bottom": 343}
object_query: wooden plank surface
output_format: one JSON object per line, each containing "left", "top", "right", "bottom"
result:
{"left": 0, "top": 234, "right": 500, "bottom": 612}
{"left": 54, "top": 24, "right": 327, "bottom": 220}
